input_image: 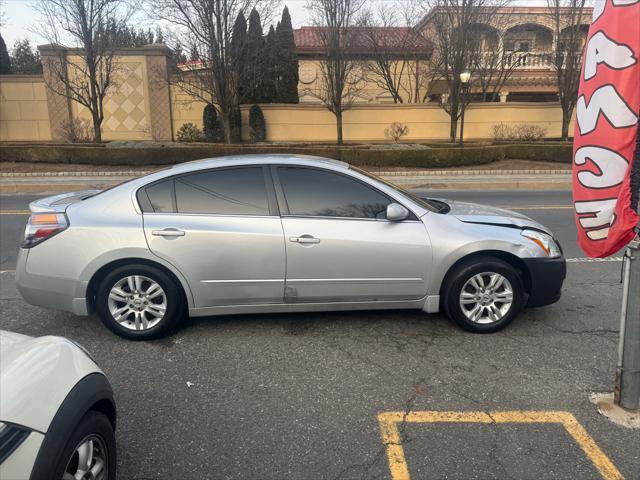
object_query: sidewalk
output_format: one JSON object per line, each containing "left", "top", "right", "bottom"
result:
{"left": 0, "top": 169, "right": 572, "bottom": 194}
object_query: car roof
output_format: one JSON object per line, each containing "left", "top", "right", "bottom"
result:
{"left": 168, "top": 154, "right": 350, "bottom": 175}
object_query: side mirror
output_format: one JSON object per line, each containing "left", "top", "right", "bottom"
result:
{"left": 386, "top": 203, "right": 409, "bottom": 221}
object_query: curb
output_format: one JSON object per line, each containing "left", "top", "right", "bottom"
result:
{"left": 0, "top": 169, "right": 571, "bottom": 178}
{"left": 0, "top": 179, "right": 572, "bottom": 195}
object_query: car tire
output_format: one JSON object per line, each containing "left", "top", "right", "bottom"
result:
{"left": 442, "top": 256, "right": 525, "bottom": 333}
{"left": 53, "top": 410, "right": 116, "bottom": 480}
{"left": 95, "top": 263, "right": 185, "bottom": 340}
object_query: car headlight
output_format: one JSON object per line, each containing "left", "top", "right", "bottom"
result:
{"left": 521, "top": 230, "right": 562, "bottom": 258}
{"left": 0, "top": 422, "right": 32, "bottom": 464}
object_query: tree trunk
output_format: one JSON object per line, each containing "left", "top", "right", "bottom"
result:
{"left": 336, "top": 111, "right": 343, "bottom": 145}
{"left": 449, "top": 102, "right": 459, "bottom": 143}
{"left": 561, "top": 106, "right": 573, "bottom": 141}
{"left": 221, "top": 111, "right": 232, "bottom": 144}
{"left": 91, "top": 109, "right": 102, "bottom": 143}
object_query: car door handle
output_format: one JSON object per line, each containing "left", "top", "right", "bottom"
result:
{"left": 290, "top": 235, "right": 320, "bottom": 244}
{"left": 152, "top": 228, "right": 185, "bottom": 237}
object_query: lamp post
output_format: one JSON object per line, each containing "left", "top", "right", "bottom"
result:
{"left": 459, "top": 70, "right": 471, "bottom": 146}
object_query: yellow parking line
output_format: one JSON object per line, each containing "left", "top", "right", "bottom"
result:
{"left": 378, "top": 410, "right": 623, "bottom": 480}
{"left": 504, "top": 205, "right": 574, "bottom": 210}
{"left": 0, "top": 210, "right": 30, "bottom": 215}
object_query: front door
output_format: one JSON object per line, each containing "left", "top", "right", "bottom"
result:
{"left": 141, "top": 166, "right": 285, "bottom": 308}
{"left": 275, "top": 166, "right": 431, "bottom": 303}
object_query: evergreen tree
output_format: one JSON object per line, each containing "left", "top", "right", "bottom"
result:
{"left": 155, "top": 27, "right": 165, "bottom": 44}
{"left": 10, "top": 39, "right": 42, "bottom": 74}
{"left": 262, "top": 25, "right": 277, "bottom": 103}
{"left": 275, "top": 6, "right": 299, "bottom": 103}
{"left": 231, "top": 11, "right": 248, "bottom": 104}
{"left": 0, "top": 33, "right": 12, "bottom": 74}
{"left": 189, "top": 44, "right": 199, "bottom": 61}
{"left": 245, "top": 8, "right": 264, "bottom": 103}
{"left": 203, "top": 103, "right": 223, "bottom": 142}
{"left": 171, "top": 43, "right": 187, "bottom": 69}
{"left": 249, "top": 104, "right": 266, "bottom": 142}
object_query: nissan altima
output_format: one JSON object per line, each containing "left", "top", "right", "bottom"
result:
{"left": 16, "top": 155, "right": 566, "bottom": 340}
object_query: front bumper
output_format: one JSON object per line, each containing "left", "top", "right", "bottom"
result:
{"left": 15, "top": 249, "right": 89, "bottom": 316}
{"left": 522, "top": 256, "right": 567, "bottom": 308}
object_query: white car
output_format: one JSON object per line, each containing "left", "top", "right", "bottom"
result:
{"left": 0, "top": 331, "right": 116, "bottom": 480}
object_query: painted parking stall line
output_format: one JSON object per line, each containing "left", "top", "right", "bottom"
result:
{"left": 377, "top": 410, "right": 623, "bottom": 480}
{"left": 0, "top": 210, "right": 30, "bottom": 215}
{"left": 566, "top": 257, "right": 624, "bottom": 263}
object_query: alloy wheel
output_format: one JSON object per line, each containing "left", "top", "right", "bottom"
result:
{"left": 107, "top": 275, "right": 167, "bottom": 331}
{"left": 459, "top": 272, "right": 514, "bottom": 324}
{"left": 63, "top": 434, "right": 108, "bottom": 480}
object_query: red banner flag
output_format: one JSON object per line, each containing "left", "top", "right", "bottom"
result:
{"left": 572, "top": 0, "right": 640, "bottom": 258}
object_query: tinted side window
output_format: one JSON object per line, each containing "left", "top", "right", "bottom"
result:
{"left": 175, "top": 167, "right": 269, "bottom": 215}
{"left": 145, "top": 179, "right": 174, "bottom": 213}
{"left": 278, "top": 167, "right": 390, "bottom": 219}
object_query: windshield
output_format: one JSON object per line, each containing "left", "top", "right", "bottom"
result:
{"left": 351, "top": 167, "right": 439, "bottom": 213}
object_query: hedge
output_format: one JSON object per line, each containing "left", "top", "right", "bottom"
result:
{"left": 0, "top": 143, "right": 572, "bottom": 168}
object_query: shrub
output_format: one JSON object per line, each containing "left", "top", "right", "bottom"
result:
{"left": 515, "top": 124, "right": 547, "bottom": 141}
{"left": 59, "top": 118, "right": 95, "bottom": 143}
{"left": 176, "top": 122, "right": 205, "bottom": 142}
{"left": 0, "top": 143, "right": 572, "bottom": 167}
{"left": 492, "top": 123, "right": 547, "bottom": 142}
{"left": 203, "top": 104, "right": 223, "bottom": 142}
{"left": 385, "top": 122, "right": 410, "bottom": 143}
{"left": 249, "top": 104, "right": 267, "bottom": 143}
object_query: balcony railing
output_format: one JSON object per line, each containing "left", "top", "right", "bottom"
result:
{"left": 503, "top": 51, "right": 553, "bottom": 69}
{"left": 477, "top": 51, "right": 582, "bottom": 70}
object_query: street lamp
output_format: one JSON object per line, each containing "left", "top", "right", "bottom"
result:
{"left": 459, "top": 70, "right": 471, "bottom": 145}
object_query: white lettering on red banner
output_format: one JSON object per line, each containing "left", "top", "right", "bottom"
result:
{"left": 573, "top": 0, "right": 639, "bottom": 257}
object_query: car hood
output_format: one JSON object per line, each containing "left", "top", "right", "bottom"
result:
{"left": 0, "top": 330, "right": 101, "bottom": 432}
{"left": 433, "top": 199, "right": 551, "bottom": 234}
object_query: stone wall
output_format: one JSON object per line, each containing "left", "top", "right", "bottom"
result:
{"left": 0, "top": 75, "right": 52, "bottom": 141}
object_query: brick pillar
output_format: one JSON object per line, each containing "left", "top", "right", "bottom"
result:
{"left": 143, "top": 45, "right": 174, "bottom": 141}
{"left": 38, "top": 45, "right": 72, "bottom": 142}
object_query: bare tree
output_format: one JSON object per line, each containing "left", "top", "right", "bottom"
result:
{"left": 307, "top": 0, "right": 367, "bottom": 145}
{"left": 547, "top": 0, "right": 590, "bottom": 140}
{"left": 419, "top": 0, "right": 514, "bottom": 142}
{"left": 359, "top": 4, "right": 432, "bottom": 104}
{"left": 152, "top": 0, "right": 277, "bottom": 143}
{"left": 36, "top": 0, "right": 135, "bottom": 143}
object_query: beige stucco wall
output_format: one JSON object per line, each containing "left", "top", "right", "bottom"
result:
{"left": 170, "top": 84, "right": 208, "bottom": 135}
{"left": 298, "top": 59, "right": 430, "bottom": 105}
{"left": 0, "top": 76, "right": 52, "bottom": 141}
{"left": 240, "top": 102, "right": 574, "bottom": 142}
{"left": 69, "top": 55, "right": 152, "bottom": 141}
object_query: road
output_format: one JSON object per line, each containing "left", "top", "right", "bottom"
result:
{"left": 1, "top": 190, "right": 638, "bottom": 480}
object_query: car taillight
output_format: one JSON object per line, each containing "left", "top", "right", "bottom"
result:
{"left": 22, "top": 213, "right": 69, "bottom": 248}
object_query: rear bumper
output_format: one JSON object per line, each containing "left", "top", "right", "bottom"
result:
{"left": 523, "top": 256, "right": 567, "bottom": 308}
{"left": 15, "top": 248, "right": 89, "bottom": 316}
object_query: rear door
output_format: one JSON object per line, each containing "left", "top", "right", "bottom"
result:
{"left": 274, "top": 166, "right": 431, "bottom": 303}
{"left": 140, "top": 166, "right": 286, "bottom": 308}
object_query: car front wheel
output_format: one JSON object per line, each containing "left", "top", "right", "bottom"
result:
{"left": 443, "top": 257, "right": 525, "bottom": 333}
{"left": 54, "top": 411, "right": 116, "bottom": 480}
{"left": 95, "top": 264, "right": 185, "bottom": 340}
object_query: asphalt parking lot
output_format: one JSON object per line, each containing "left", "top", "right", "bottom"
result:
{"left": 1, "top": 189, "right": 638, "bottom": 480}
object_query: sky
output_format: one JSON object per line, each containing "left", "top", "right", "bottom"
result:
{"left": 0, "top": 0, "right": 554, "bottom": 51}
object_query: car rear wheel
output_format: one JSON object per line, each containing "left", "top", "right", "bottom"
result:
{"left": 54, "top": 411, "right": 116, "bottom": 480}
{"left": 443, "top": 257, "right": 525, "bottom": 333}
{"left": 95, "top": 264, "right": 185, "bottom": 340}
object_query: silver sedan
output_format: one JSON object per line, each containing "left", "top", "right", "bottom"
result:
{"left": 16, "top": 155, "right": 566, "bottom": 340}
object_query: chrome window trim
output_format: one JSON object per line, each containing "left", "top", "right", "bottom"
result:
{"left": 279, "top": 214, "right": 421, "bottom": 223}
{"left": 141, "top": 212, "right": 280, "bottom": 219}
